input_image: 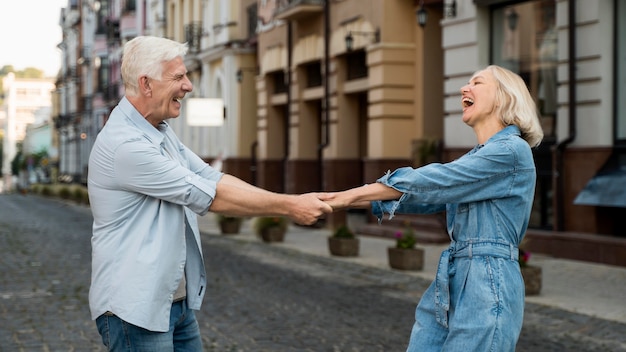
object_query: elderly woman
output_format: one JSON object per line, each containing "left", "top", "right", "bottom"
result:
{"left": 322, "top": 65, "right": 543, "bottom": 351}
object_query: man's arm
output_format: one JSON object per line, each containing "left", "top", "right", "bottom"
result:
{"left": 209, "top": 174, "right": 332, "bottom": 225}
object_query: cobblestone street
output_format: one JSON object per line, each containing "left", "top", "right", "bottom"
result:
{"left": 1, "top": 194, "right": 625, "bottom": 351}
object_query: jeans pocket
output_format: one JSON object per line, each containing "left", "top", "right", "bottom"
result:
{"left": 95, "top": 315, "right": 110, "bottom": 348}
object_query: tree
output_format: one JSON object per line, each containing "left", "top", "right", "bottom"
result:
{"left": 19, "top": 67, "right": 44, "bottom": 79}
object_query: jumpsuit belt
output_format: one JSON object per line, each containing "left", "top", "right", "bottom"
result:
{"left": 434, "top": 240, "right": 519, "bottom": 328}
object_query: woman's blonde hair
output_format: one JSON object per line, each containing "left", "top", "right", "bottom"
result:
{"left": 483, "top": 65, "right": 544, "bottom": 147}
{"left": 121, "top": 36, "right": 188, "bottom": 97}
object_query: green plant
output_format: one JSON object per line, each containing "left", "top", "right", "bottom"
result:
{"left": 519, "top": 249, "right": 531, "bottom": 268}
{"left": 253, "top": 216, "right": 288, "bottom": 234}
{"left": 216, "top": 214, "right": 243, "bottom": 224}
{"left": 332, "top": 225, "right": 355, "bottom": 239}
{"left": 58, "top": 186, "right": 72, "bottom": 199}
{"left": 394, "top": 225, "right": 417, "bottom": 249}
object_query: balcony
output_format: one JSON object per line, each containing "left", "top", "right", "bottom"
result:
{"left": 185, "top": 22, "right": 203, "bottom": 53}
{"left": 274, "top": 0, "right": 323, "bottom": 21}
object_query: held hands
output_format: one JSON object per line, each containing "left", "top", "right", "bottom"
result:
{"left": 287, "top": 193, "right": 333, "bottom": 225}
{"left": 286, "top": 191, "right": 365, "bottom": 225}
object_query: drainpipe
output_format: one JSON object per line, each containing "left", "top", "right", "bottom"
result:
{"left": 284, "top": 21, "right": 293, "bottom": 192}
{"left": 554, "top": 0, "right": 577, "bottom": 231}
{"left": 318, "top": 0, "right": 330, "bottom": 190}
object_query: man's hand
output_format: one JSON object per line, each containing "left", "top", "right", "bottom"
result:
{"left": 286, "top": 193, "right": 333, "bottom": 225}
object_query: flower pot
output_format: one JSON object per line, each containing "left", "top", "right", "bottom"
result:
{"left": 328, "top": 237, "right": 359, "bottom": 257}
{"left": 521, "top": 265, "right": 542, "bottom": 296}
{"left": 387, "top": 247, "right": 424, "bottom": 271}
{"left": 260, "top": 227, "right": 286, "bottom": 243}
{"left": 219, "top": 221, "right": 241, "bottom": 235}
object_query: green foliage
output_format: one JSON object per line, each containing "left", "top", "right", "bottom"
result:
{"left": 72, "top": 187, "right": 90, "bottom": 204}
{"left": 253, "top": 216, "right": 288, "bottom": 234}
{"left": 216, "top": 214, "right": 243, "bottom": 224}
{"left": 10, "top": 151, "right": 24, "bottom": 175}
{"left": 58, "top": 186, "right": 72, "bottom": 199}
{"left": 394, "top": 225, "right": 417, "bottom": 249}
{"left": 332, "top": 225, "right": 355, "bottom": 239}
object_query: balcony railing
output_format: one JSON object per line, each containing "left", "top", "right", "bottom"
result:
{"left": 185, "top": 22, "right": 203, "bottom": 53}
{"left": 274, "top": 0, "right": 324, "bottom": 20}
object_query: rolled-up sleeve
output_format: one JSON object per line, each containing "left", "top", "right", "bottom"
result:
{"left": 114, "top": 138, "right": 223, "bottom": 215}
{"left": 372, "top": 141, "right": 525, "bottom": 220}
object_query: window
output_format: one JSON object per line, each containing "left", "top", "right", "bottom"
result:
{"left": 273, "top": 71, "right": 287, "bottom": 94}
{"left": 491, "top": 0, "right": 556, "bottom": 230}
{"left": 491, "top": 0, "right": 556, "bottom": 138}
{"left": 304, "top": 61, "right": 322, "bottom": 88}
{"left": 346, "top": 50, "right": 367, "bottom": 80}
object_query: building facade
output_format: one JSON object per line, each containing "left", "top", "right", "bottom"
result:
{"left": 49, "top": 0, "right": 626, "bottom": 264}
{"left": 1, "top": 73, "right": 55, "bottom": 190}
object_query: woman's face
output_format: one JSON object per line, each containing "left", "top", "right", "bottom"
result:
{"left": 459, "top": 69, "right": 499, "bottom": 127}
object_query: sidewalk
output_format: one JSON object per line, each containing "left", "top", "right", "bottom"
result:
{"left": 197, "top": 216, "right": 626, "bottom": 325}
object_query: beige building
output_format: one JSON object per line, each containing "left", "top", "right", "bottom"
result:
{"left": 53, "top": 0, "right": 626, "bottom": 265}
{"left": 251, "top": 0, "right": 445, "bottom": 227}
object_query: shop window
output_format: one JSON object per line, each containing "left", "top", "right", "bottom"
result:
{"left": 491, "top": 0, "right": 556, "bottom": 139}
{"left": 491, "top": 0, "right": 556, "bottom": 230}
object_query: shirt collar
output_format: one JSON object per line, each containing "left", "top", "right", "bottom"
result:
{"left": 118, "top": 96, "right": 166, "bottom": 146}
{"left": 485, "top": 125, "right": 521, "bottom": 144}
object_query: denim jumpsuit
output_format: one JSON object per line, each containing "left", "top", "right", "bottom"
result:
{"left": 372, "top": 126, "right": 535, "bottom": 352}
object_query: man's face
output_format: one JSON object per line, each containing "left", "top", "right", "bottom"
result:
{"left": 147, "top": 56, "right": 193, "bottom": 123}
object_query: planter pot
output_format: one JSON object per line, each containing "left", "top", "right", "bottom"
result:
{"left": 521, "top": 265, "right": 542, "bottom": 296}
{"left": 219, "top": 221, "right": 241, "bottom": 235}
{"left": 328, "top": 237, "right": 359, "bottom": 257}
{"left": 387, "top": 247, "right": 424, "bottom": 271}
{"left": 260, "top": 227, "right": 286, "bottom": 243}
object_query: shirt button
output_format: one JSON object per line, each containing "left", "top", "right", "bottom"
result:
{"left": 185, "top": 176, "right": 191, "bottom": 182}
{"left": 180, "top": 264, "right": 184, "bottom": 269}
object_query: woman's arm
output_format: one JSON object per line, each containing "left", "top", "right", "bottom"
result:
{"left": 320, "top": 183, "right": 403, "bottom": 211}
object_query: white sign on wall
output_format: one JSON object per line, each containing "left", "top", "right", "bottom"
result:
{"left": 185, "top": 98, "right": 224, "bottom": 126}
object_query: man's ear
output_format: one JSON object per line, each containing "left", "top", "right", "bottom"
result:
{"left": 139, "top": 76, "right": 151, "bottom": 96}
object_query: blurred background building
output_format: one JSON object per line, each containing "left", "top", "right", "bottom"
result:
{"left": 4, "top": 0, "right": 625, "bottom": 265}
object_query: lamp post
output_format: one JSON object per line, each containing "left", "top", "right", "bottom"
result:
{"left": 416, "top": 0, "right": 457, "bottom": 27}
{"left": 344, "top": 28, "right": 380, "bottom": 51}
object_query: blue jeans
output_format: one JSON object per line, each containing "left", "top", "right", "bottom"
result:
{"left": 96, "top": 300, "right": 202, "bottom": 351}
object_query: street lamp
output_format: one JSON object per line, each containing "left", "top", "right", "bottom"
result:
{"left": 507, "top": 8, "right": 519, "bottom": 31}
{"left": 417, "top": 1, "right": 428, "bottom": 28}
{"left": 416, "top": 0, "right": 457, "bottom": 27}
{"left": 344, "top": 28, "right": 380, "bottom": 51}
{"left": 236, "top": 67, "right": 258, "bottom": 83}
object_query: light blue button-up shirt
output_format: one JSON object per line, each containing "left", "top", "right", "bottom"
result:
{"left": 87, "top": 97, "right": 223, "bottom": 332}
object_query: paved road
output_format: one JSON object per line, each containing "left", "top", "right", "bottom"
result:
{"left": 1, "top": 194, "right": 625, "bottom": 351}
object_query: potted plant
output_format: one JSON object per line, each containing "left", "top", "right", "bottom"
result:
{"left": 328, "top": 225, "right": 359, "bottom": 257}
{"left": 519, "top": 247, "right": 542, "bottom": 295}
{"left": 387, "top": 225, "right": 424, "bottom": 271}
{"left": 216, "top": 214, "right": 243, "bottom": 235}
{"left": 253, "top": 216, "right": 289, "bottom": 243}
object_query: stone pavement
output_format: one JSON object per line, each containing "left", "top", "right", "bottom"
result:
{"left": 197, "top": 215, "right": 626, "bottom": 325}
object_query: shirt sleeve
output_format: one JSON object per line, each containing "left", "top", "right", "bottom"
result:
{"left": 373, "top": 139, "right": 532, "bottom": 218}
{"left": 113, "top": 138, "right": 221, "bottom": 215}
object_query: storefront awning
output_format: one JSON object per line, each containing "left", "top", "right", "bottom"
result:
{"left": 574, "top": 152, "right": 626, "bottom": 208}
